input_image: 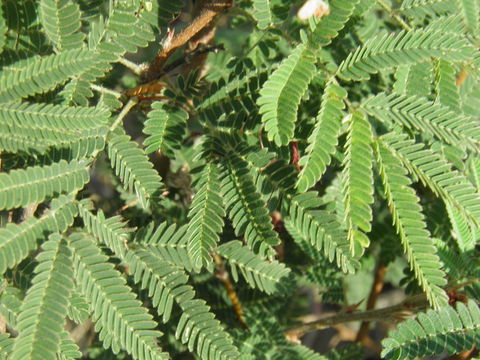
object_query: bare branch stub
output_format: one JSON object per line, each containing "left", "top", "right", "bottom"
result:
{"left": 145, "top": 0, "right": 233, "bottom": 82}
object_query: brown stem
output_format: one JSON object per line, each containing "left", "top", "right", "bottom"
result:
{"left": 355, "top": 262, "right": 387, "bottom": 343}
{"left": 214, "top": 254, "right": 248, "bottom": 329}
{"left": 145, "top": 0, "right": 232, "bottom": 81}
{"left": 284, "top": 294, "right": 427, "bottom": 339}
{"left": 456, "top": 68, "right": 469, "bottom": 87}
{"left": 448, "top": 347, "right": 476, "bottom": 360}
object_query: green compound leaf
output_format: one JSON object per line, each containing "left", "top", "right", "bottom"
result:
{"left": 143, "top": 101, "right": 188, "bottom": 157}
{"left": 0, "top": 49, "right": 96, "bottom": 103}
{"left": 11, "top": 234, "right": 74, "bottom": 360}
{"left": 338, "top": 28, "right": 474, "bottom": 81}
{"left": 39, "top": 0, "right": 84, "bottom": 51}
{"left": 258, "top": 44, "right": 316, "bottom": 146}
{"left": 187, "top": 163, "right": 225, "bottom": 272}
{"left": 253, "top": 0, "right": 273, "bottom": 29}
{"left": 341, "top": 111, "right": 374, "bottom": 256}
{"left": 217, "top": 240, "right": 293, "bottom": 294}
{"left": 382, "top": 300, "right": 480, "bottom": 359}
{"left": 297, "top": 80, "right": 347, "bottom": 192}
{"left": 375, "top": 139, "right": 448, "bottom": 309}
{"left": 107, "top": 131, "right": 163, "bottom": 209}
{"left": 69, "top": 233, "right": 168, "bottom": 360}
{"left": 0, "top": 194, "right": 77, "bottom": 275}
{"left": 0, "top": 159, "right": 89, "bottom": 210}
{"left": 363, "top": 92, "right": 480, "bottom": 153}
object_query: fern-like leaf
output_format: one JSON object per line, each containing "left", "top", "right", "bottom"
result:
{"left": 217, "top": 240, "right": 292, "bottom": 294}
{"left": 434, "top": 59, "right": 461, "bottom": 111}
{"left": 297, "top": 81, "right": 347, "bottom": 192}
{"left": 69, "top": 233, "right": 168, "bottom": 360}
{"left": 0, "top": 49, "right": 96, "bottom": 103}
{"left": 257, "top": 44, "right": 316, "bottom": 146}
{"left": 0, "top": 102, "right": 109, "bottom": 155}
{"left": 457, "top": 0, "right": 479, "bottom": 35}
{"left": 67, "top": 290, "right": 90, "bottom": 324}
{"left": 187, "top": 163, "right": 225, "bottom": 272}
{"left": 0, "top": 194, "right": 77, "bottom": 275}
{"left": 77, "top": 200, "right": 130, "bottom": 259}
{"left": 11, "top": 234, "right": 74, "bottom": 360}
{"left": 380, "top": 132, "right": 480, "bottom": 228}
{"left": 0, "top": 334, "right": 13, "bottom": 360}
{"left": 253, "top": 0, "right": 273, "bottom": 29}
{"left": 221, "top": 154, "right": 280, "bottom": 257}
{"left": 0, "top": 122, "right": 107, "bottom": 155}
{"left": 374, "top": 139, "right": 448, "bottom": 308}
{"left": 338, "top": 28, "right": 474, "bottom": 81}
{"left": 0, "top": 159, "right": 89, "bottom": 210}
{"left": 400, "top": 0, "right": 457, "bottom": 18}
{"left": 143, "top": 101, "right": 188, "bottom": 157}
{"left": 362, "top": 92, "right": 480, "bottom": 153}
{"left": 124, "top": 247, "right": 240, "bottom": 360}
{"left": 57, "top": 332, "right": 82, "bottom": 360}
{"left": 284, "top": 192, "right": 358, "bottom": 273}
{"left": 446, "top": 203, "right": 476, "bottom": 252}
{"left": 107, "top": 131, "right": 163, "bottom": 209}
{"left": 382, "top": 300, "right": 480, "bottom": 359}
{"left": 309, "top": 0, "right": 359, "bottom": 48}
{"left": 393, "top": 62, "right": 433, "bottom": 97}
{"left": 341, "top": 111, "right": 374, "bottom": 255}
{"left": 124, "top": 248, "right": 187, "bottom": 323}
{"left": 134, "top": 222, "right": 193, "bottom": 272}
{"left": 0, "top": 102, "right": 110, "bottom": 130}
{"left": 39, "top": 0, "right": 84, "bottom": 51}
{"left": 0, "top": 4, "right": 6, "bottom": 54}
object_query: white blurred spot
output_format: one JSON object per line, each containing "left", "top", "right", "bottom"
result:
{"left": 297, "top": 0, "right": 330, "bottom": 21}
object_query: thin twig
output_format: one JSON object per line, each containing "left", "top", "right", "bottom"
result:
{"left": 109, "top": 98, "right": 138, "bottom": 132}
{"left": 376, "top": 0, "right": 411, "bottom": 31}
{"left": 145, "top": 0, "right": 233, "bottom": 81}
{"left": 119, "top": 57, "right": 145, "bottom": 75}
{"left": 284, "top": 294, "right": 427, "bottom": 338}
{"left": 91, "top": 84, "right": 123, "bottom": 99}
{"left": 355, "top": 262, "right": 387, "bottom": 344}
{"left": 214, "top": 254, "right": 248, "bottom": 330}
{"left": 448, "top": 347, "right": 476, "bottom": 360}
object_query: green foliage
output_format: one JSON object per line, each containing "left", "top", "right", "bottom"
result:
{"left": 338, "top": 28, "right": 474, "bottom": 81}
{"left": 309, "top": 0, "right": 360, "bottom": 48}
{"left": 187, "top": 162, "right": 225, "bottom": 271}
{"left": 258, "top": 44, "right": 316, "bottom": 146}
{"left": 11, "top": 234, "right": 74, "bottom": 360}
{"left": 375, "top": 139, "right": 448, "bottom": 308}
{"left": 380, "top": 132, "right": 480, "bottom": 228}
{"left": 69, "top": 232, "right": 168, "bottom": 360}
{"left": 0, "top": 102, "right": 109, "bottom": 155}
{"left": 297, "top": 80, "right": 347, "bottom": 192}
{"left": 284, "top": 192, "right": 358, "bottom": 274}
{"left": 221, "top": 153, "right": 281, "bottom": 257}
{"left": 0, "top": 49, "right": 96, "bottom": 103}
{"left": 0, "top": 0, "right": 479, "bottom": 359}
{"left": 217, "top": 240, "right": 292, "bottom": 294}
{"left": 363, "top": 92, "right": 480, "bottom": 153}
{"left": 0, "top": 159, "right": 89, "bottom": 210}
{"left": 253, "top": 0, "right": 273, "bottom": 29}
{"left": 382, "top": 300, "right": 480, "bottom": 359}
{"left": 143, "top": 101, "right": 188, "bottom": 157}
{"left": 38, "top": 0, "right": 84, "bottom": 51}
{"left": 0, "top": 194, "right": 77, "bottom": 274}
{"left": 123, "top": 248, "right": 240, "bottom": 359}
{"left": 107, "top": 131, "right": 163, "bottom": 209}
{"left": 341, "top": 111, "right": 374, "bottom": 255}
{"left": 134, "top": 222, "right": 194, "bottom": 272}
